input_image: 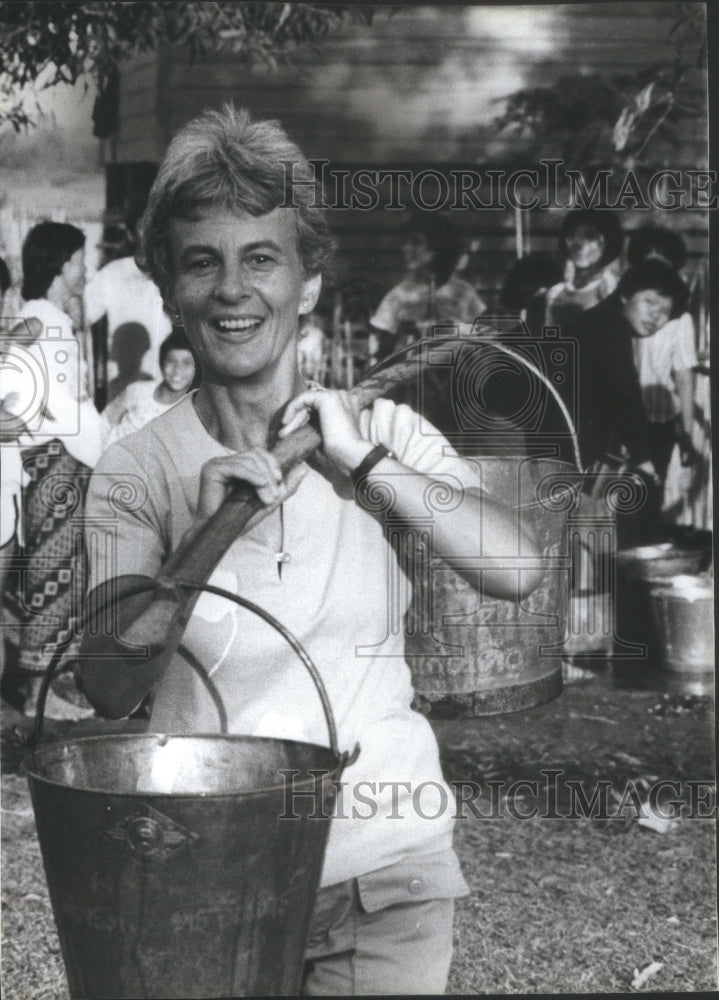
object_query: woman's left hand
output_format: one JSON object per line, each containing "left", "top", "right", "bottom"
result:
{"left": 278, "top": 387, "right": 373, "bottom": 476}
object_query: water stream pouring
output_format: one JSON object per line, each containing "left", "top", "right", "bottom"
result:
{"left": 25, "top": 583, "right": 358, "bottom": 999}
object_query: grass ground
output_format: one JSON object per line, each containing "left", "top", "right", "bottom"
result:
{"left": 440, "top": 679, "right": 716, "bottom": 994}
{"left": 1, "top": 672, "right": 716, "bottom": 997}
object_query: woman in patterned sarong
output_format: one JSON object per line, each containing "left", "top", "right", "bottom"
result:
{"left": 1, "top": 223, "right": 104, "bottom": 716}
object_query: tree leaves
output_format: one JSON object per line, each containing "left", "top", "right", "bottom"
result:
{"left": 493, "top": 6, "right": 706, "bottom": 170}
{"left": 0, "top": 2, "right": 376, "bottom": 130}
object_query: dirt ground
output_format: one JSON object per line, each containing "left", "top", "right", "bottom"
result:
{"left": 1, "top": 663, "right": 716, "bottom": 998}
{"left": 440, "top": 666, "right": 717, "bottom": 994}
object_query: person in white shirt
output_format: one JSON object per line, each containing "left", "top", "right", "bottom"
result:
{"left": 102, "top": 328, "right": 199, "bottom": 448}
{"left": 625, "top": 226, "right": 698, "bottom": 482}
{"left": 0, "top": 222, "right": 102, "bottom": 714}
{"left": 84, "top": 212, "right": 172, "bottom": 386}
{"left": 369, "top": 212, "right": 488, "bottom": 436}
{"left": 369, "top": 211, "right": 486, "bottom": 358}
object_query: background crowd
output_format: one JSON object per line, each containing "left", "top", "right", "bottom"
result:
{"left": 0, "top": 196, "right": 710, "bottom": 717}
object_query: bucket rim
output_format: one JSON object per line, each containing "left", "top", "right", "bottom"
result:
{"left": 649, "top": 583, "right": 714, "bottom": 599}
{"left": 23, "top": 731, "right": 347, "bottom": 799}
{"left": 34, "top": 581, "right": 345, "bottom": 755}
{"left": 464, "top": 456, "right": 582, "bottom": 514}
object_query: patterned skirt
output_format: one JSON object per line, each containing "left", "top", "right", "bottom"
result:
{"left": 3, "top": 439, "right": 93, "bottom": 702}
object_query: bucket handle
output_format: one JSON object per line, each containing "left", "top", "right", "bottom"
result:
{"left": 33, "top": 577, "right": 355, "bottom": 766}
{"left": 486, "top": 339, "right": 582, "bottom": 473}
{"left": 364, "top": 335, "right": 583, "bottom": 473}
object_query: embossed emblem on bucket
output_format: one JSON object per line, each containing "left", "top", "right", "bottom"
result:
{"left": 107, "top": 804, "right": 198, "bottom": 860}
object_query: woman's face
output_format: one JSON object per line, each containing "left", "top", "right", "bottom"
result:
{"left": 166, "top": 207, "right": 320, "bottom": 381}
{"left": 402, "top": 231, "right": 435, "bottom": 274}
{"left": 61, "top": 247, "right": 86, "bottom": 297}
{"left": 161, "top": 348, "right": 196, "bottom": 393}
{"left": 622, "top": 288, "right": 673, "bottom": 337}
{"left": 565, "top": 225, "right": 605, "bottom": 271}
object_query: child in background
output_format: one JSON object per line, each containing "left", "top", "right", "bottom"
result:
{"left": 1, "top": 224, "right": 103, "bottom": 716}
{"left": 625, "top": 226, "right": 698, "bottom": 484}
{"left": 545, "top": 208, "right": 624, "bottom": 328}
{"left": 102, "top": 329, "right": 200, "bottom": 448}
{"left": 369, "top": 211, "right": 486, "bottom": 360}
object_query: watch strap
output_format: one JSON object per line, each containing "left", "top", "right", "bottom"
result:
{"left": 350, "top": 443, "right": 395, "bottom": 487}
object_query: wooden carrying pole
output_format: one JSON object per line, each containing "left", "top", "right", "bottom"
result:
{"left": 79, "top": 338, "right": 581, "bottom": 715}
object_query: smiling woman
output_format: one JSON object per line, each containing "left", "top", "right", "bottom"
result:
{"left": 166, "top": 208, "right": 321, "bottom": 388}
{"left": 79, "top": 103, "right": 541, "bottom": 997}
{"left": 137, "top": 105, "right": 334, "bottom": 304}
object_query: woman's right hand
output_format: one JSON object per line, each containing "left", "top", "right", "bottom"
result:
{"left": 196, "top": 447, "right": 307, "bottom": 521}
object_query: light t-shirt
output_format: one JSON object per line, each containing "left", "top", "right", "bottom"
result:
{"left": 370, "top": 274, "right": 486, "bottom": 338}
{"left": 101, "top": 380, "right": 184, "bottom": 449}
{"left": 0, "top": 299, "right": 104, "bottom": 469}
{"left": 86, "top": 394, "right": 483, "bottom": 887}
{"left": 84, "top": 256, "right": 172, "bottom": 381}
{"left": 632, "top": 312, "right": 698, "bottom": 423}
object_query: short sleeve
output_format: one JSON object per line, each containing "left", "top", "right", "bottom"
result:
{"left": 369, "top": 287, "right": 402, "bottom": 335}
{"left": 464, "top": 287, "right": 487, "bottom": 320}
{"left": 360, "top": 398, "right": 484, "bottom": 492}
{"left": 450, "top": 279, "right": 486, "bottom": 323}
{"left": 85, "top": 442, "right": 168, "bottom": 589}
{"left": 84, "top": 268, "right": 109, "bottom": 327}
{"left": 673, "top": 312, "right": 698, "bottom": 370}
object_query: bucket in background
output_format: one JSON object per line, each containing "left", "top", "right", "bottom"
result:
{"left": 407, "top": 457, "right": 573, "bottom": 717}
{"left": 615, "top": 544, "right": 710, "bottom": 666}
{"left": 617, "top": 543, "right": 705, "bottom": 583}
{"left": 24, "top": 583, "right": 356, "bottom": 999}
{"left": 649, "top": 575, "right": 714, "bottom": 675}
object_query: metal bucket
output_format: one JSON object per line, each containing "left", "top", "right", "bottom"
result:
{"left": 617, "top": 543, "right": 705, "bottom": 583}
{"left": 24, "top": 583, "right": 357, "bottom": 999}
{"left": 407, "top": 457, "right": 574, "bottom": 717}
{"left": 649, "top": 577, "right": 714, "bottom": 675}
{"left": 615, "top": 545, "right": 709, "bottom": 666}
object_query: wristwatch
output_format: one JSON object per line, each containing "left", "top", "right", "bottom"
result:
{"left": 350, "top": 443, "right": 396, "bottom": 488}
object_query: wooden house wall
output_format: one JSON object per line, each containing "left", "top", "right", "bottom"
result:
{"left": 114, "top": 4, "right": 709, "bottom": 313}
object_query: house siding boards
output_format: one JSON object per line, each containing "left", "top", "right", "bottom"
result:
{"left": 114, "top": 4, "right": 707, "bottom": 302}
{"left": 117, "top": 5, "right": 704, "bottom": 164}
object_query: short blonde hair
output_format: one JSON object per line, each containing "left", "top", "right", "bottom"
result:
{"left": 138, "top": 105, "right": 334, "bottom": 299}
